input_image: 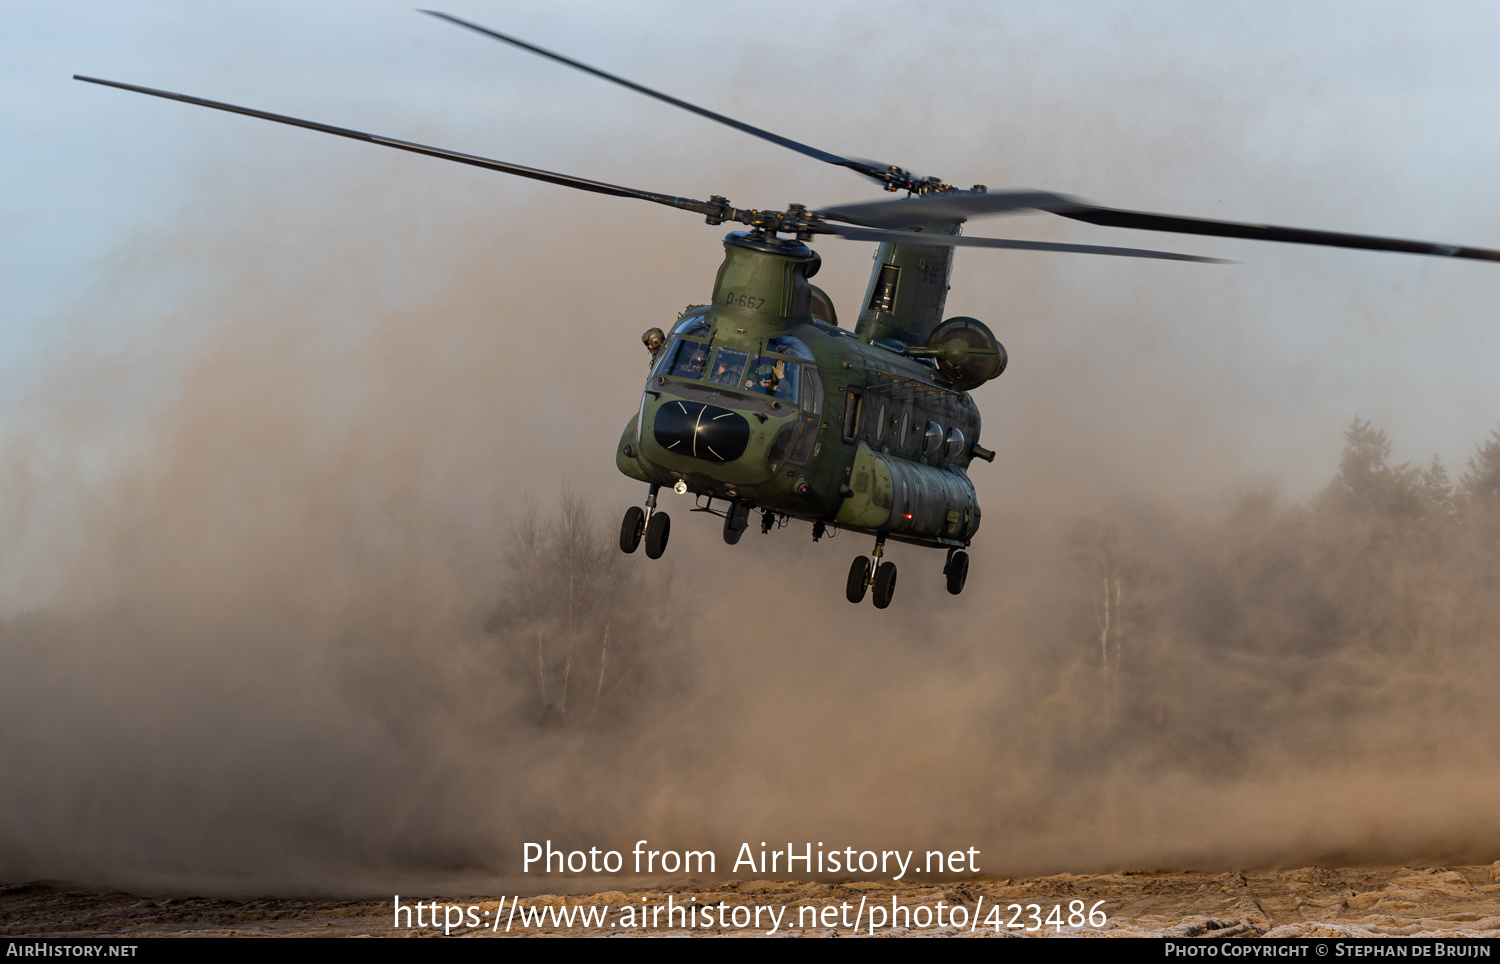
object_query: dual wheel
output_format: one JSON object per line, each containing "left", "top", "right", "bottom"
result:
{"left": 619, "top": 505, "right": 669, "bottom": 559}
{"left": 846, "top": 556, "right": 898, "bottom": 609}
{"left": 845, "top": 548, "right": 969, "bottom": 607}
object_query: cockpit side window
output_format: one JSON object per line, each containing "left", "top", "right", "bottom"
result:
{"left": 665, "top": 339, "right": 709, "bottom": 379}
{"left": 786, "top": 366, "right": 823, "bottom": 466}
{"left": 651, "top": 338, "right": 675, "bottom": 376}
{"left": 800, "top": 367, "right": 823, "bottom": 415}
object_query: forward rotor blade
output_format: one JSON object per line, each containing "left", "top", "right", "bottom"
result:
{"left": 822, "top": 225, "right": 1225, "bottom": 263}
{"left": 72, "top": 74, "right": 721, "bottom": 216}
{"left": 421, "top": 10, "right": 897, "bottom": 187}
{"left": 822, "top": 189, "right": 1500, "bottom": 263}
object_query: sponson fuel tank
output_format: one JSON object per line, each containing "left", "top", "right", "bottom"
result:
{"left": 835, "top": 442, "right": 980, "bottom": 543}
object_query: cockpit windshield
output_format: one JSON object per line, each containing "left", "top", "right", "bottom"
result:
{"left": 747, "top": 355, "right": 800, "bottom": 402}
{"left": 659, "top": 332, "right": 805, "bottom": 407}
{"left": 664, "top": 339, "right": 709, "bottom": 379}
{"left": 707, "top": 348, "right": 749, "bottom": 387}
{"left": 674, "top": 316, "right": 711, "bottom": 338}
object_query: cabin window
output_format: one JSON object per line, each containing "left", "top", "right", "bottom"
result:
{"left": 944, "top": 427, "right": 965, "bottom": 461}
{"left": 922, "top": 420, "right": 944, "bottom": 460}
{"left": 874, "top": 402, "right": 888, "bottom": 443}
{"left": 707, "top": 348, "right": 749, "bottom": 387}
{"left": 746, "top": 356, "right": 799, "bottom": 402}
{"left": 898, "top": 409, "right": 911, "bottom": 449}
{"left": 842, "top": 389, "right": 864, "bottom": 444}
{"left": 665, "top": 340, "right": 708, "bottom": 379}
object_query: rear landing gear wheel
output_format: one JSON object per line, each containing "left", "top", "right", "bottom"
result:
{"left": 644, "top": 512, "right": 670, "bottom": 559}
{"left": 620, "top": 506, "right": 645, "bottom": 554}
{"left": 945, "top": 550, "right": 969, "bottom": 595}
{"left": 846, "top": 556, "right": 871, "bottom": 604}
{"left": 872, "top": 561, "right": 898, "bottom": 609}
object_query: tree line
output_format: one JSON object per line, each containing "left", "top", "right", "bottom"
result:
{"left": 1065, "top": 419, "right": 1500, "bottom": 762}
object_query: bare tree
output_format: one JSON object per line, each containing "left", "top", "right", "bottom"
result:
{"left": 487, "top": 492, "right": 682, "bottom": 728}
{"left": 1069, "top": 516, "right": 1163, "bottom": 724}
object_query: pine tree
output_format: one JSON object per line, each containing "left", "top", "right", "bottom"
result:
{"left": 1329, "top": 418, "right": 1396, "bottom": 519}
{"left": 1459, "top": 427, "right": 1500, "bottom": 511}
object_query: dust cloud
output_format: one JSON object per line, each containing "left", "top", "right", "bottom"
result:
{"left": 2, "top": 126, "right": 1499, "bottom": 896}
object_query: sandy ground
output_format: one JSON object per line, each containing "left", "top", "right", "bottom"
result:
{"left": 5, "top": 864, "right": 1499, "bottom": 938}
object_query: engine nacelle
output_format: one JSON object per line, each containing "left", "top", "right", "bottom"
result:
{"left": 925, "top": 316, "right": 1007, "bottom": 391}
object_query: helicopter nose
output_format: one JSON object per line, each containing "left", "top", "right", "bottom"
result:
{"left": 651, "top": 399, "right": 750, "bottom": 463}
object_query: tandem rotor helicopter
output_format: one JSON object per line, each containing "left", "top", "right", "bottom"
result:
{"left": 76, "top": 12, "right": 1500, "bottom": 610}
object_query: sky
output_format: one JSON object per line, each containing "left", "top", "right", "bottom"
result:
{"left": 6, "top": 1, "right": 1500, "bottom": 499}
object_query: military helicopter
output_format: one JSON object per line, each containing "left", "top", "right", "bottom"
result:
{"left": 76, "top": 12, "right": 1500, "bottom": 610}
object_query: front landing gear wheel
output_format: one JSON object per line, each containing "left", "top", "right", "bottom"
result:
{"left": 644, "top": 511, "right": 671, "bottom": 559}
{"left": 620, "top": 506, "right": 645, "bottom": 554}
{"left": 846, "top": 556, "right": 871, "bottom": 603}
{"left": 945, "top": 550, "right": 969, "bottom": 595}
{"left": 872, "top": 561, "right": 898, "bottom": 609}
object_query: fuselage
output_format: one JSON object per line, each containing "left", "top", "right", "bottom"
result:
{"left": 617, "top": 231, "right": 986, "bottom": 549}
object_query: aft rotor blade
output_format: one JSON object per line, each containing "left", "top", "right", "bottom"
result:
{"left": 421, "top": 10, "right": 897, "bottom": 187}
{"left": 72, "top": 74, "right": 721, "bottom": 216}
{"left": 820, "top": 190, "right": 1074, "bottom": 228}
{"left": 822, "top": 189, "right": 1500, "bottom": 263}
{"left": 823, "top": 225, "right": 1226, "bottom": 263}
{"left": 1052, "top": 204, "right": 1500, "bottom": 262}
